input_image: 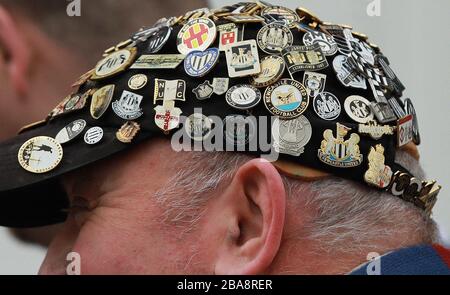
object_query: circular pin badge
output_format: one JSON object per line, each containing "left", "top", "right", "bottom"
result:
{"left": 344, "top": 95, "right": 374, "bottom": 123}
{"left": 313, "top": 92, "right": 341, "bottom": 121}
{"left": 264, "top": 79, "right": 309, "bottom": 119}
{"left": 303, "top": 31, "right": 338, "bottom": 56}
{"left": 177, "top": 18, "right": 217, "bottom": 55}
{"left": 55, "top": 119, "right": 87, "bottom": 144}
{"left": 84, "top": 127, "right": 104, "bottom": 145}
{"left": 18, "top": 136, "right": 63, "bottom": 174}
{"left": 92, "top": 48, "right": 137, "bottom": 80}
{"left": 184, "top": 48, "right": 220, "bottom": 77}
{"left": 147, "top": 25, "right": 172, "bottom": 53}
{"left": 256, "top": 22, "right": 293, "bottom": 54}
{"left": 261, "top": 6, "right": 300, "bottom": 28}
{"left": 223, "top": 115, "right": 257, "bottom": 147}
{"left": 185, "top": 113, "right": 213, "bottom": 141}
{"left": 128, "top": 74, "right": 148, "bottom": 90}
{"left": 226, "top": 85, "right": 262, "bottom": 110}
{"left": 251, "top": 55, "right": 285, "bottom": 88}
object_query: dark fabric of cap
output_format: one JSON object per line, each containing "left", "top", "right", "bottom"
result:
{"left": 0, "top": 4, "right": 422, "bottom": 227}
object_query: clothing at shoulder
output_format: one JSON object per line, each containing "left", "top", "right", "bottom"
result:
{"left": 351, "top": 245, "right": 450, "bottom": 275}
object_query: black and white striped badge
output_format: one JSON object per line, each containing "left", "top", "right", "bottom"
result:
{"left": 84, "top": 127, "right": 104, "bottom": 145}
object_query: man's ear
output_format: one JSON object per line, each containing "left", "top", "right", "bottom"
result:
{"left": 213, "top": 158, "right": 286, "bottom": 275}
{"left": 0, "top": 5, "right": 30, "bottom": 97}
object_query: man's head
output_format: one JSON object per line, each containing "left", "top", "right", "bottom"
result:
{"left": 39, "top": 139, "right": 438, "bottom": 274}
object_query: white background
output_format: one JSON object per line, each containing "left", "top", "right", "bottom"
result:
{"left": 0, "top": 0, "right": 449, "bottom": 274}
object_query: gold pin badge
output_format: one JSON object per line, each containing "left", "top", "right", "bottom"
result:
{"left": 251, "top": 55, "right": 285, "bottom": 88}
{"left": 18, "top": 136, "right": 63, "bottom": 174}
{"left": 48, "top": 90, "right": 90, "bottom": 120}
{"left": 358, "top": 120, "right": 395, "bottom": 140}
{"left": 90, "top": 85, "right": 115, "bottom": 120}
{"left": 91, "top": 47, "right": 137, "bottom": 80}
{"left": 116, "top": 121, "right": 141, "bottom": 143}
{"left": 364, "top": 144, "right": 393, "bottom": 189}
{"left": 128, "top": 74, "right": 148, "bottom": 90}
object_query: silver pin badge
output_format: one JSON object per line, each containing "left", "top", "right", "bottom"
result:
{"left": 185, "top": 113, "right": 213, "bottom": 141}
{"left": 112, "top": 90, "right": 144, "bottom": 120}
{"left": 84, "top": 127, "right": 104, "bottom": 145}
{"left": 226, "top": 85, "right": 262, "bottom": 110}
{"left": 272, "top": 116, "right": 312, "bottom": 157}
{"left": 212, "top": 78, "right": 230, "bottom": 95}
{"left": 303, "top": 72, "right": 326, "bottom": 99}
{"left": 193, "top": 81, "right": 214, "bottom": 100}
{"left": 257, "top": 22, "right": 293, "bottom": 54}
{"left": 55, "top": 119, "right": 87, "bottom": 144}
{"left": 303, "top": 30, "right": 338, "bottom": 56}
{"left": 344, "top": 95, "right": 374, "bottom": 124}
{"left": 333, "top": 55, "right": 367, "bottom": 89}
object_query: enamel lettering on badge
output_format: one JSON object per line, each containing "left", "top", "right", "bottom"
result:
{"left": 18, "top": 136, "right": 63, "bottom": 174}
{"left": 91, "top": 48, "right": 137, "bottom": 80}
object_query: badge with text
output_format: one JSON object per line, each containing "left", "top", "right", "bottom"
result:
{"left": 226, "top": 85, "right": 262, "bottom": 110}
{"left": 18, "top": 136, "right": 63, "bottom": 174}
{"left": 184, "top": 48, "right": 219, "bottom": 77}
{"left": 84, "top": 127, "right": 104, "bottom": 145}
{"left": 365, "top": 144, "right": 393, "bottom": 189}
{"left": 302, "top": 31, "right": 337, "bottom": 56}
{"left": 318, "top": 123, "right": 363, "bottom": 168}
{"left": 272, "top": 116, "right": 312, "bottom": 157}
{"left": 303, "top": 72, "right": 326, "bottom": 98}
{"left": 261, "top": 6, "right": 300, "bottom": 28}
{"left": 313, "top": 92, "right": 341, "bottom": 121}
{"left": 92, "top": 48, "right": 137, "bottom": 80}
{"left": 225, "top": 40, "right": 261, "bottom": 78}
{"left": 332, "top": 55, "right": 367, "bottom": 89}
{"left": 128, "top": 74, "right": 148, "bottom": 90}
{"left": 251, "top": 55, "right": 285, "bottom": 88}
{"left": 257, "top": 22, "right": 293, "bottom": 54}
{"left": 90, "top": 85, "right": 115, "bottom": 120}
{"left": 177, "top": 18, "right": 217, "bottom": 55}
{"left": 112, "top": 91, "right": 144, "bottom": 120}
{"left": 154, "top": 79, "right": 186, "bottom": 103}
{"left": 344, "top": 95, "right": 374, "bottom": 124}
{"left": 282, "top": 44, "right": 328, "bottom": 74}
{"left": 55, "top": 119, "right": 87, "bottom": 144}
{"left": 130, "top": 54, "right": 185, "bottom": 70}
{"left": 264, "top": 79, "right": 309, "bottom": 119}
{"left": 358, "top": 120, "right": 395, "bottom": 140}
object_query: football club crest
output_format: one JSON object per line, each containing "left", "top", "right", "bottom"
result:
{"left": 260, "top": 6, "right": 300, "bottom": 28}
{"left": 177, "top": 18, "right": 217, "bottom": 55}
{"left": 318, "top": 123, "right": 363, "bottom": 168}
{"left": 112, "top": 91, "right": 144, "bottom": 120}
{"left": 212, "top": 78, "right": 230, "bottom": 95}
{"left": 154, "top": 79, "right": 186, "bottom": 103}
{"left": 90, "top": 85, "right": 115, "bottom": 120}
{"left": 154, "top": 101, "right": 183, "bottom": 133}
{"left": 251, "top": 55, "right": 285, "bottom": 88}
{"left": 282, "top": 44, "right": 328, "bottom": 74}
{"left": 223, "top": 115, "right": 257, "bottom": 147}
{"left": 18, "top": 136, "right": 63, "bottom": 174}
{"left": 302, "top": 31, "right": 337, "bottom": 56}
{"left": 55, "top": 119, "right": 87, "bottom": 144}
{"left": 217, "top": 23, "right": 243, "bottom": 51}
{"left": 226, "top": 85, "right": 261, "bottom": 110}
{"left": 225, "top": 40, "right": 261, "bottom": 78}
{"left": 185, "top": 113, "right": 213, "bottom": 141}
{"left": 404, "top": 98, "right": 421, "bottom": 145}
{"left": 333, "top": 55, "right": 367, "bottom": 89}
{"left": 84, "top": 127, "right": 104, "bottom": 145}
{"left": 365, "top": 144, "right": 393, "bottom": 189}
{"left": 193, "top": 81, "right": 214, "bottom": 100}
{"left": 256, "top": 22, "right": 293, "bottom": 54}
{"left": 131, "top": 54, "right": 185, "bottom": 70}
{"left": 303, "top": 72, "right": 326, "bottom": 98}
{"left": 264, "top": 79, "right": 309, "bottom": 119}
{"left": 313, "top": 92, "right": 341, "bottom": 121}
{"left": 116, "top": 121, "right": 140, "bottom": 143}
{"left": 184, "top": 48, "right": 219, "bottom": 77}
{"left": 344, "top": 95, "right": 374, "bottom": 124}
{"left": 272, "top": 116, "right": 312, "bottom": 157}
{"left": 147, "top": 25, "right": 172, "bottom": 53}
{"left": 92, "top": 48, "right": 137, "bottom": 80}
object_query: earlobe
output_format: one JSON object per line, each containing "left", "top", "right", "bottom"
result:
{"left": 0, "top": 5, "right": 30, "bottom": 97}
{"left": 214, "top": 158, "right": 286, "bottom": 275}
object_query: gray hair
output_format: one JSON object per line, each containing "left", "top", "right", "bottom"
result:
{"left": 154, "top": 151, "right": 439, "bottom": 254}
